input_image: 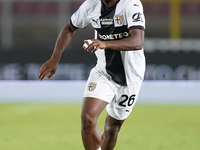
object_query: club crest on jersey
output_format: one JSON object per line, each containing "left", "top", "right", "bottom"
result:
{"left": 115, "top": 15, "right": 124, "bottom": 25}
{"left": 88, "top": 82, "right": 97, "bottom": 91}
{"left": 100, "top": 18, "right": 114, "bottom": 26}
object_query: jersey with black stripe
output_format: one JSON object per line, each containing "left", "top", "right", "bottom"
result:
{"left": 71, "top": 0, "right": 146, "bottom": 85}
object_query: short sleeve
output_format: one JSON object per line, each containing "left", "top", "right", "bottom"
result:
{"left": 70, "top": 1, "right": 90, "bottom": 29}
{"left": 125, "top": 0, "right": 145, "bottom": 30}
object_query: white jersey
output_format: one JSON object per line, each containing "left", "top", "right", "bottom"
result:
{"left": 71, "top": 0, "right": 146, "bottom": 86}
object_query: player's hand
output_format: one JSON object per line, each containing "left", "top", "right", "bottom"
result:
{"left": 83, "top": 39, "right": 106, "bottom": 53}
{"left": 38, "top": 58, "right": 58, "bottom": 80}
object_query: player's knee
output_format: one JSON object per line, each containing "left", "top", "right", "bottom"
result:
{"left": 81, "top": 112, "right": 97, "bottom": 131}
{"left": 104, "top": 124, "right": 121, "bottom": 142}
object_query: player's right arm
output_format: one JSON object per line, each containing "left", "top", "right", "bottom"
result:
{"left": 38, "top": 23, "right": 77, "bottom": 80}
{"left": 38, "top": 0, "right": 91, "bottom": 80}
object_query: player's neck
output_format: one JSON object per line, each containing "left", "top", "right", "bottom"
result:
{"left": 102, "top": 0, "right": 119, "bottom": 7}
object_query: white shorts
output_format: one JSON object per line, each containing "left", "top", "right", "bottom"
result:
{"left": 83, "top": 68, "right": 143, "bottom": 120}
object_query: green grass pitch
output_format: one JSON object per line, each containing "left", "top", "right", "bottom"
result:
{"left": 0, "top": 103, "right": 200, "bottom": 150}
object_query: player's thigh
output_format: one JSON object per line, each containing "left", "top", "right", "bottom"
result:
{"left": 81, "top": 97, "right": 108, "bottom": 119}
{"left": 104, "top": 113, "right": 125, "bottom": 131}
{"left": 82, "top": 68, "right": 115, "bottom": 119}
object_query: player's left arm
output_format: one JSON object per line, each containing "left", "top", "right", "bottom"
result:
{"left": 83, "top": 0, "right": 145, "bottom": 53}
{"left": 83, "top": 28, "right": 144, "bottom": 53}
{"left": 105, "top": 28, "right": 144, "bottom": 51}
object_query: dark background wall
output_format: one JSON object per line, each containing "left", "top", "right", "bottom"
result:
{"left": 0, "top": 0, "right": 200, "bottom": 80}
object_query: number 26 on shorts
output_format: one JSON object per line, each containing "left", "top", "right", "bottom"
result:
{"left": 119, "top": 94, "right": 136, "bottom": 107}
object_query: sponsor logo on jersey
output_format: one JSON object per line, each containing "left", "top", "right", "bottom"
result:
{"left": 134, "top": 4, "right": 139, "bottom": 7}
{"left": 92, "top": 19, "right": 99, "bottom": 25}
{"left": 132, "top": 12, "right": 143, "bottom": 22}
{"left": 100, "top": 18, "right": 114, "bottom": 26}
{"left": 115, "top": 15, "right": 124, "bottom": 25}
{"left": 88, "top": 82, "right": 97, "bottom": 91}
{"left": 99, "top": 32, "right": 130, "bottom": 40}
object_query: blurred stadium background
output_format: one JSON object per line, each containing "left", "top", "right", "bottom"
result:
{"left": 0, "top": 0, "right": 200, "bottom": 102}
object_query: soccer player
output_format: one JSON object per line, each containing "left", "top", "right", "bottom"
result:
{"left": 38, "top": 0, "right": 145, "bottom": 149}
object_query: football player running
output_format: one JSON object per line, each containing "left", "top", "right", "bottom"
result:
{"left": 39, "top": 0, "right": 146, "bottom": 150}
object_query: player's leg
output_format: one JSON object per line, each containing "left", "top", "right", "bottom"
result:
{"left": 81, "top": 97, "right": 108, "bottom": 150}
{"left": 101, "top": 114, "right": 125, "bottom": 150}
{"left": 100, "top": 79, "right": 144, "bottom": 150}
